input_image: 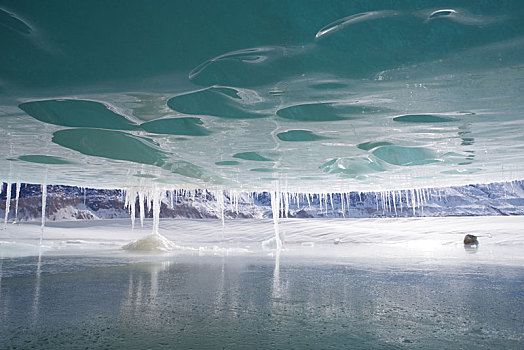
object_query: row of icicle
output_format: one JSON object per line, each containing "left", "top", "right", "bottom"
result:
{"left": 0, "top": 184, "right": 459, "bottom": 231}
{"left": 121, "top": 186, "right": 455, "bottom": 250}
{"left": 2, "top": 181, "right": 521, "bottom": 250}
{"left": 121, "top": 187, "right": 450, "bottom": 222}
{"left": 3, "top": 180, "right": 523, "bottom": 228}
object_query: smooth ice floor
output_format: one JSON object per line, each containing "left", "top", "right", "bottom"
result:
{"left": 0, "top": 217, "right": 523, "bottom": 349}
{"left": 1, "top": 255, "right": 523, "bottom": 349}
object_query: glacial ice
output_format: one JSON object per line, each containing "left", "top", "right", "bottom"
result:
{"left": 1, "top": 1, "right": 523, "bottom": 193}
{"left": 0, "top": 0, "right": 524, "bottom": 252}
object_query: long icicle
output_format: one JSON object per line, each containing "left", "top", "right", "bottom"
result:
{"left": 152, "top": 189, "right": 161, "bottom": 235}
{"left": 3, "top": 183, "right": 11, "bottom": 228}
{"left": 40, "top": 184, "right": 47, "bottom": 245}
{"left": 138, "top": 191, "right": 145, "bottom": 227}
{"left": 270, "top": 184, "right": 282, "bottom": 250}
{"left": 14, "top": 182, "right": 20, "bottom": 223}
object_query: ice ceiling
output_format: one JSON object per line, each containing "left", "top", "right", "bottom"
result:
{"left": 1, "top": 0, "right": 524, "bottom": 192}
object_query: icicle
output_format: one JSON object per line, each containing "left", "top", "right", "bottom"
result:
{"left": 306, "top": 193, "right": 311, "bottom": 207}
{"left": 284, "top": 191, "right": 289, "bottom": 218}
{"left": 14, "top": 182, "right": 20, "bottom": 223}
{"left": 138, "top": 191, "right": 145, "bottom": 227}
{"left": 3, "top": 183, "right": 11, "bottom": 228}
{"left": 341, "top": 193, "right": 345, "bottom": 218}
{"left": 398, "top": 190, "right": 403, "bottom": 212}
{"left": 83, "top": 187, "right": 86, "bottom": 205}
{"left": 151, "top": 190, "right": 161, "bottom": 235}
{"left": 329, "top": 193, "right": 334, "bottom": 213}
{"left": 346, "top": 192, "right": 351, "bottom": 216}
{"left": 130, "top": 195, "right": 136, "bottom": 229}
{"left": 279, "top": 192, "right": 284, "bottom": 218}
{"left": 415, "top": 189, "right": 422, "bottom": 216}
{"left": 40, "top": 184, "right": 47, "bottom": 244}
{"left": 410, "top": 189, "right": 416, "bottom": 216}
{"left": 270, "top": 189, "right": 282, "bottom": 250}
{"left": 124, "top": 189, "right": 137, "bottom": 230}
{"left": 375, "top": 192, "right": 379, "bottom": 211}
{"left": 216, "top": 190, "right": 225, "bottom": 228}
{"left": 392, "top": 191, "right": 397, "bottom": 216}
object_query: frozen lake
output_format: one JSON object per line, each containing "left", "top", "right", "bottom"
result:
{"left": 1, "top": 217, "right": 523, "bottom": 349}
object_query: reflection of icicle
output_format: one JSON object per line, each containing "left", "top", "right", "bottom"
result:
{"left": 271, "top": 250, "right": 281, "bottom": 300}
{"left": 0, "top": 249, "right": 3, "bottom": 298}
{"left": 13, "top": 182, "right": 20, "bottom": 223}
{"left": 3, "top": 183, "right": 11, "bottom": 228}
{"left": 32, "top": 247, "right": 43, "bottom": 328}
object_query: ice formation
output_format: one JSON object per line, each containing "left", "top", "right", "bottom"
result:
{"left": 1, "top": 2, "right": 524, "bottom": 248}
{"left": 1, "top": 1, "right": 523, "bottom": 192}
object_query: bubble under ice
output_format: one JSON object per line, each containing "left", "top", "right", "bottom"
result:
{"left": 1, "top": 1, "right": 524, "bottom": 193}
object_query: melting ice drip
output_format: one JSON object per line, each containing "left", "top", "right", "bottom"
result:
{"left": 122, "top": 188, "right": 176, "bottom": 252}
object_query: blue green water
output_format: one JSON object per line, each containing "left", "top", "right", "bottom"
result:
{"left": 1, "top": 255, "right": 523, "bottom": 349}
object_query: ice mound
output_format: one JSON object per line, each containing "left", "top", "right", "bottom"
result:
{"left": 122, "top": 233, "right": 175, "bottom": 252}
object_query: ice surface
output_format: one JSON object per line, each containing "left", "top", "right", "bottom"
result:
{"left": 0, "top": 1, "right": 523, "bottom": 191}
{"left": 1, "top": 216, "right": 523, "bottom": 267}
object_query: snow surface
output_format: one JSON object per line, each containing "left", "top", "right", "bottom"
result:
{"left": 1, "top": 216, "right": 523, "bottom": 268}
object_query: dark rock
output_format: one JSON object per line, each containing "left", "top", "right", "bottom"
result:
{"left": 464, "top": 234, "right": 478, "bottom": 245}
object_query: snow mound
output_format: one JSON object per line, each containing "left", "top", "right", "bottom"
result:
{"left": 122, "top": 233, "right": 175, "bottom": 252}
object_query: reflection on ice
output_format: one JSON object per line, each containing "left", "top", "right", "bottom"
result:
{"left": 1, "top": 253, "right": 523, "bottom": 348}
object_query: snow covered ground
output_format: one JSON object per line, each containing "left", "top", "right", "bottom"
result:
{"left": 1, "top": 216, "right": 523, "bottom": 268}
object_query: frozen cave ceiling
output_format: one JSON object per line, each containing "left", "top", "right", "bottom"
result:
{"left": 1, "top": 0, "right": 524, "bottom": 192}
